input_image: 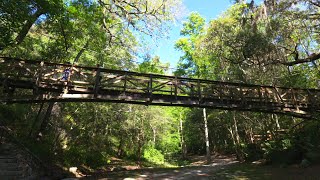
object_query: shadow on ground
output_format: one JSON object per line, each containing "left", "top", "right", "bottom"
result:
{"left": 76, "top": 155, "right": 320, "bottom": 180}
{"left": 80, "top": 155, "right": 238, "bottom": 180}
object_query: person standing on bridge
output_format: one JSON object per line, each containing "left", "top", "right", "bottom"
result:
{"left": 61, "top": 67, "right": 70, "bottom": 81}
{"left": 61, "top": 63, "right": 71, "bottom": 81}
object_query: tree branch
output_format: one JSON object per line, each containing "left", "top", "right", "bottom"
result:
{"left": 15, "top": 9, "right": 44, "bottom": 45}
{"left": 308, "top": 0, "right": 320, "bottom": 8}
{"left": 280, "top": 52, "right": 320, "bottom": 66}
{"left": 74, "top": 41, "right": 89, "bottom": 63}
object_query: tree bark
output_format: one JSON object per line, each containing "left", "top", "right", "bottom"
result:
{"left": 15, "top": 10, "right": 44, "bottom": 45}
{"left": 272, "top": 114, "right": 281, "bottom": 129}
{"left": 232, "top": 111, "right": 244, "bottom": 161}
{"left": 117, "top": 136, "right": 124, "bottom": 157}
{"left": 37, "top": 102, "right": 55, "bottom": 140}
{"left": 179, "top": 112, "right": 187, "bottom": 159}
{"left": 73, "top": 41, "right": 89, "bottom": 63}
{"left": 29, "top": 102, "right": 45, "bottom": 137}
{"left": 277, "top": 52, "right": 320, "bottom": 66}
{"left": 152, "top": 126, "right": 156, "bottom": 144}
{"left": 203, "top": 108, "right": 211, "bottom": 163}
{"left": 233, "top": 112, "right": 240, "bottom": 144}
{"left": 137, "top": 134, "right": 142, "bottom": 166}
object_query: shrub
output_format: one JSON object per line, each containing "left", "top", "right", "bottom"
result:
{"left": 143, "top": 146, "right": 164, "bottom": 165}
{"left": 243, "top": 143, "right": 263, "bottom": 161}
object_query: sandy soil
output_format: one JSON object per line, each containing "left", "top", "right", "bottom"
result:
{"left": 81, "top": 155, "right": 239, "bottom": 180}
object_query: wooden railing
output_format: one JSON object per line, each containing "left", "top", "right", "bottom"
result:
{"left": 1, "top": 57, "right": 320, "bottom": 118}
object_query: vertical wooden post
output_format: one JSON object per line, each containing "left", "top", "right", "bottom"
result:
{"left": 36, "top": 61, "right": 44, "bottom": 84}
{"left": 34, "top": 61, "right": 44, "bottom": 95}
{"left": 219, "top": 83, "right": 224, "bottom": 104}
{"left": 273, "top": 87, "right": 284, "bottom": 110}
{"left": 170, "top": 78, "right": 173, "bottom": 96}
{"left": 174, "top": 76, "right": 178, "bottom": 100}
{"left": 264, "top": 87, "right": 268, "bottom": 105}
{"left": 149, "top": 74, "right": 153, "bottom": 93}
{"left": 211, "top": 84, "right": 214, "bottom": 98}
{"left": 306, "top": 89, "right": 314, "bottom": 110}
{"left": 94, "top": 65, "right": 101, "bottom": 98}
{"left": 170, "top": 78, "right": 173, "bottom": 104}
{"left": 239, "top": 85, "right": 244, "bottom": 106}
{"left": 123, "top": 72, "right": 127, "bottom": 94}
{"left": 148, "top": 74, "right": 153, "bottom": 103}
{"left": 258, "top": 87, "right": 263, "bottom": 107}
{"left": 198, "top": 79, "right": 201, "bottom": 104}
{"left": 291, "top": 88, "right": 298, "bottom": 110}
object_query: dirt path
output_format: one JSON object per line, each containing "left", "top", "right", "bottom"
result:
{"left": 82, "top": 155, "right": 238, "bottom": 180}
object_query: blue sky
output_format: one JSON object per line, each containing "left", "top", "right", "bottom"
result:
{"left": 153, "top": 0, "right": 233, "bottom": 70}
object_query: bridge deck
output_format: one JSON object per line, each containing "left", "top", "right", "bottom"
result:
{"left": 1, "top": 57, "right": 319, "bottom": 118}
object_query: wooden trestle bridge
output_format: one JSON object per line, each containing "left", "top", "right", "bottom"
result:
{"left": 0, "top": 57, "right": 319, "bottom": 118}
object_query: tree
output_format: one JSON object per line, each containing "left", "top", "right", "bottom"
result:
{"left": 203, "top": 108, "right": 211, "bottom": 163}
{"left": 1, "top": 0, "right": 184, "bottom": 66}
{"left": 175, "top": 12, "right": 215, "bottom": 162}
{"left": 174, "top": 12, "right": 205, "bottom": 77}
{"left": 0, "top": 0, "right": 185, "bottom": 170}
{"left": 0, "top": 0, "right": 64, "bottom": 49}
{"left": 201, "top": 1, "right": 320, "bottom": 86}
{"left": 137, "top": 55, "right": 169, "bottom": 74}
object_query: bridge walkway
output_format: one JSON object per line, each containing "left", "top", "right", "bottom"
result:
{"left": 1, "top": 57, "right": 319, "bottom": 118}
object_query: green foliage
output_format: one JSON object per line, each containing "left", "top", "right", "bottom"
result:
{"left": 261, "top": 138, "right": 301, "bottom": 164}
{"left": 180, "top": 12, "right": 205, "bottom": 36}
{"left": 143, "top": 145, "right": 165, "bottom": 165}
{"left": 183, "top": 109, "right": 206, "bottom": 154}
{"left": 157, "top": 132, "right": 181, "bottom": 156}
{"left": 2, "top": 0, "right": 320, "bottom": 171}
{"left": 243, "top": 143, "right": 264, "bottom": 161}
{"left": 138, "top": 56, "right": 169, "bottom": 74}
{"left": 0, "top": 0, "right": 64, "bottom": 49}
{"left": 175, "top": 12, "right": 206, "bottom": 77}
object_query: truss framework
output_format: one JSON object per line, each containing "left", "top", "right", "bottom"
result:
{"left": 1, "top": 57, "right": 319, "bottom": 118}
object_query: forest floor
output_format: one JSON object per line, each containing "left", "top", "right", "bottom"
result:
{"left": 80, "top": 155, "right": 238, "bottom": 179}
{"left": 78, "top": 155, "right": 320, "bottom": 180}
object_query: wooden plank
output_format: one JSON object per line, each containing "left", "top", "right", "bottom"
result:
{"left": 2, "top": 56, "right": 320, "bottom": 91}
{"left": 1, "top": 57, "right": 320, "bottom": 118}
{"left": 71, "top": 80, "right": 92, "bottom": 85}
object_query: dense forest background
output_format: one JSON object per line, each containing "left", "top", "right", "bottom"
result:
{"left": 1, "top": 0, "right": 320, "bottom": 170}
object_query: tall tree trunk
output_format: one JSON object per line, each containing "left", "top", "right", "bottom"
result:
{"left": 15, "top": 10, "right": 44, "bottom": 45}
{"left": 117, "top": 136, "right": 124, "bottom": 157}
{"left": 179, "top": 112, "right": 187, "bottom": 159}
{"left": 228, "top": 127, "right": 236, "bottom": 146}
{"left": 137, "top": 134, "right": 142, "bottom": 166}
{"left": 73, "top": 41, "right": 89, "bottom": 63}
{"left": 37, "top": 102, "right": 55, "bottom": 140}
{"left": 152, "top": 126, "right": 156, "bottom": 144}
{"left": 233, "top": 112, "right": 240, "bottom": 144}
{"left": 249, "top": 127, "right": 254, "bottom": 143}
{"left": 29, "top": 102, "right": 45, "bottom": 137}
{"left": 272, "top": 114, "right": 281, "bottom": 129}
{"left": 203, "top": 108, "right": 211, "bottom": 163}
{"left": 232, "top": 111, "right": 243, "bottom": 161}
